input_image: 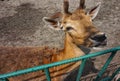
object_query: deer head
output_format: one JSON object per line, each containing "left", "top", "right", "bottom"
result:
{"left": 43, "top": 0, "right": 107, "bottom": 48}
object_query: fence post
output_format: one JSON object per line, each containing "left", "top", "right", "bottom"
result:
{"left": 76, "top": 59, "right": 87, "bottom": 81}
{"left": 44, "top": 68, "right": 51, "bottom": 81}
{"left": 94, "top": 51, "right": 117, "bottom": 81}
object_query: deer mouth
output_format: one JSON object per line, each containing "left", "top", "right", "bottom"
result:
{"left": 94, "top": 40, "right": 107, "bottom": 47}
{"left": 90, "top": 39, "right": 107, "bottom": 47}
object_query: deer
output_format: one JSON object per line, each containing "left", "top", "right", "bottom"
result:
{"left": 0, "top": 0, "right": 107, "bottom": 81}
{"left": 42, "top": 0, "right": 107, "bottom": 81}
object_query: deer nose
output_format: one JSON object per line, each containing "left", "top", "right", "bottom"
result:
{"left": 91, "top": 33, "right": 107, "bottom": 42}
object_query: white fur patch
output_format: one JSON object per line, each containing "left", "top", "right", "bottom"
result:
{"left": 92, "top": 47, "right": 103, "bottom": 50}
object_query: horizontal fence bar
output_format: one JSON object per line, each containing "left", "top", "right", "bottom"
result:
{"left": 0, "top": 46, "right": 120, "bottom": 79}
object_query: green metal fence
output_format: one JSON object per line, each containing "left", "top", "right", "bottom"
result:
{"left": 0, "top": 46, "right": 120, "bottom": 81}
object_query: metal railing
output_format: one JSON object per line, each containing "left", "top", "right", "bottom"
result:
{"left": 0, "top": 46, "right": 120, "bottom": 81}
{"left": 80, "top": 61, "right": 120, "bottom": 81}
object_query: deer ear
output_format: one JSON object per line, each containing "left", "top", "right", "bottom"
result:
{"left": 43, "top": 17, "right": 61, "bottom": 30}
{"left": 87, "top": 2, "right": 101, "bottom": 20}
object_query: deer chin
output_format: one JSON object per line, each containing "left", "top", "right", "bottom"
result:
{"left": 89, "top": 39, "right": 107, "bottom": 50}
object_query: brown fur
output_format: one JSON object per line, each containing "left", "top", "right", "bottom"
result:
{"left": 0, "top": 42, "right": 82, "bottom": 81}
{"left": 0, "top": 46, "right": 62, "bottom": 81}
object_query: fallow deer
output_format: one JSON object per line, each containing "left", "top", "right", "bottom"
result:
{"left": 0, "top": 0, "right": 107, "bottom": 81}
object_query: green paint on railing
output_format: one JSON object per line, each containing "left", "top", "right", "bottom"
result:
{"left": 94, "top": 51, "right": 117, "bottom": 81}
{"left": 76, "top": 59, "right": 87, "bottom": 81}
{"left": 0, "top": 46, "right": 120, "bottom": 81}
{"left": 100, "top": 67, "right": 120, "bottom": 81}
{"left": 44, "top": 68, "right": 51, "bottom": 81}
{"left": 109, "top": 67, "right": 120, "bottom": 81}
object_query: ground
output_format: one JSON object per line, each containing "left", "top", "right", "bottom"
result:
{"left": 0, "top": 0, "right": 120, "bottom": 81}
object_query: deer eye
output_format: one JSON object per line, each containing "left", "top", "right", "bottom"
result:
{"left": 66, "top": 26, "right": 74, "bottom": 31}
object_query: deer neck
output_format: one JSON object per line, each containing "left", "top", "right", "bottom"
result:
{"left": 62, "top": 33, "right": 85, "bottom": 59}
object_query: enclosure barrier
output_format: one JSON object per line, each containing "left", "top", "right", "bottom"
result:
{"left": 0, "top": 46, "right": 120, "bottom": 81}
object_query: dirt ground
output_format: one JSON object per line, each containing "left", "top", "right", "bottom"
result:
{"left": 0, "top": 0, "right": 120, "bottom": 81}
{"left": 0, "top": 0, "right": 120, "bottom": 47}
